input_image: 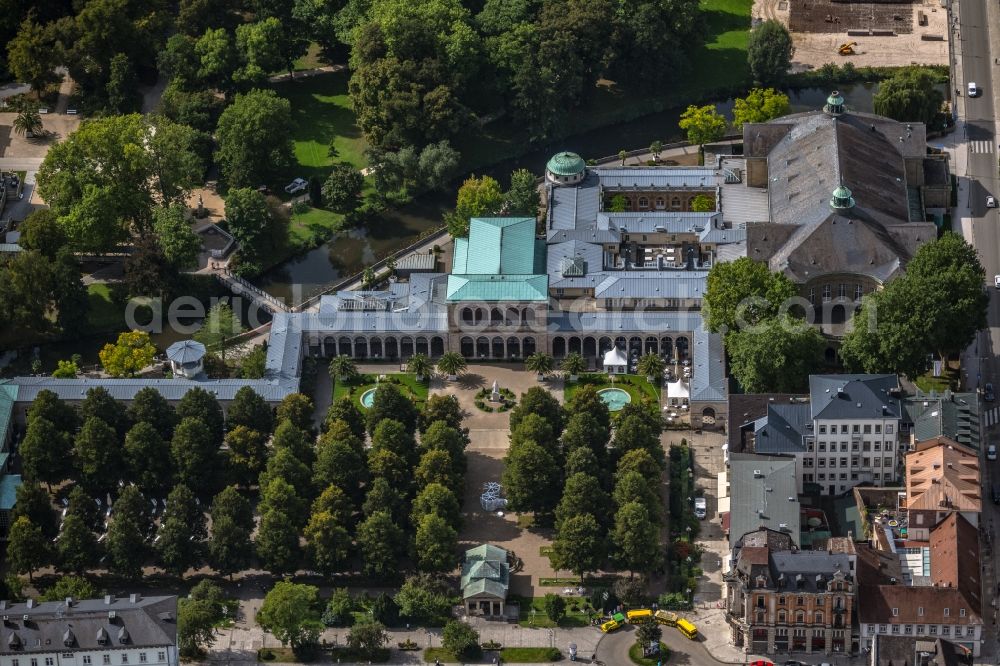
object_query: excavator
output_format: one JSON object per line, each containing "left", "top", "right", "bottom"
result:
{"left": 838, "top": 41, "right": 857, "bottom": 55}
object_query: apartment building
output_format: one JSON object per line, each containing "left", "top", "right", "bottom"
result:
{"left": 725, "top": 528, "right": 855, "bottom": 655}
{"left": 736, "top": 375, "right": 903, "bottom": 495}
{"left": 858, "top": 513, "right": 983, "bottom": 656}
{"left": 903, "top": 437, "right": 980, "bottom": 541}
{"left": 0, "top": 595, "right": 177, "bottom": 666}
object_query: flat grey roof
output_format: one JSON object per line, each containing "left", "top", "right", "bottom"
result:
{"left": 728, "top": 453, "right": 801, "bottom": 548}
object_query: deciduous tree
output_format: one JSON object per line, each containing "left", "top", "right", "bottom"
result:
{"left": 678, "top": 104, "right": 727, "bottom": 149}
{"left": 551, "top": 513, "right": 604, "bottom": 581}
{"left": 6, "top": 516, "right": 47, "bottom": 581}
{"left": 726, "top": 315, "right": 825, "bottom": 393}
{"left": 215, "top": 89, "right": 294, "bottom": 188}
{"left": 124, "top": 421, "right": 175, "bottom": 495}
{"left": 747, "top": 20, "right": 793, "bottom": 85}
{"left": 355, "top": 510, "right": 404, "bottom": 579}
{"left": 732, "top": 87, "right": 791, "bottom": 127}
{"left": 99, "top": 331, "right": 157, "bottom": 377}
{"left": 257, "top": 582, "right": 323, "bottom": 656}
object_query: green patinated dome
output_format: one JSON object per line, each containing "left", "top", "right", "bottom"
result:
{"left": 546, "top": 151, "right": 586, "bottom": 177}
{"left": 830, "top": 184, "right": 855, "bottom": 209}
{"left": 826, "top": 91, "right": 845, "bottom": 108}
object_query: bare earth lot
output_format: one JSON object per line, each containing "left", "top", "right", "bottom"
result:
{"left": 755, "top": 0, "right": 949, "bottom": 69}
{"left": 0, "top": 113, "right": 81, "bottom": 158}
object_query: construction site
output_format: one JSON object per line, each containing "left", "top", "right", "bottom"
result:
{"left": 755, "top": 0, "right": 949, "bottom": 68}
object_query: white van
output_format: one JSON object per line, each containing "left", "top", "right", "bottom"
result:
{"left": 968, "top": 82, "right": 979, "bottom": 97}
{"left": 694, "top": 497, "right": 707, "bottom": 519}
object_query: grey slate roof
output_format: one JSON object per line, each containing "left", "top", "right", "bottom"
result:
{"left": 548, "top": 311, "right": 703, "bottom": 335}
{"left": 769, "top": 550, "right": 853, "bottom": 591}
{"left": 9, "top": 376, "right": 298, "bottom": 404}
{"left": 809, "top": 374, "right": 902, "bottom": 420}
{"left": 0, "top": 596, "right": 176, "bottom": 654}
{"left": 546, "top": 240, "right": 605, "bottom": 289}
{"left": 743, "top": 110, "right": 938, "bottom": 283}
{"left": 690, "top": 327, "right": 727, "bottom": 402}
{"left": 753, "top": 402, "right": 811, "bottom": 454}
{"left": 728, "top": 453, "right": 801, "bottom": 548}
{"left": 903, "top": 390, "right": 981, "bottom": 452}
{"left": 593, "top": 274, "right": 707, "bottom": 300}
{"left": 164, "top": 340, "right": 205, "bottom": 364}
{"left": 595, "top": 167, "right": 718, "bottom": 190}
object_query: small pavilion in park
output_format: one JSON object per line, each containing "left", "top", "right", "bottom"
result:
{"left": 460, "top": 544, "right": 510, "bottom": 617}
{"left": 165, "top": 340, "right": 206, "bottom": 379}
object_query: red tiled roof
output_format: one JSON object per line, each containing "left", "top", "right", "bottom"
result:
{"left": 930, "top": 513, "right": 981, "bottom": 613}
{"left": 857, "top": 585, "right": 982, "bottom": 625}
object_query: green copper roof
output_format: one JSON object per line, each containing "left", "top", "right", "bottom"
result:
{"left": 451, "top": 217, "right": 538, "bottom": 275}
{"left": 0, "top": 473, "right": 21, "bottom": 511}
{"left": 461, "top": 544, "right": 509, "bottom": 600}
{"left": 827, "top": 91, "right": 845, "bottom": 107}
{"left": 446, "top": 274, "right": 549, "bottom": 302}
{"left": 0, "top": 385, "right": 16, "bottom": 448}
{"left": 546, "top": 152, "right": 586, "bottom": 176}
{"left": 830, "top": 184, "right": 855, "bottom": 209}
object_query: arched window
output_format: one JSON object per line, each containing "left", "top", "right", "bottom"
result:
{"left": 655, "top": 197, "right": 665, "bottom": 209}
{"left": 778, "top": 611, "right": 786, "bottom": 624}
{"left": 638, "top": 197, "right": 649, "bottom": 209}
{"left": 796, "top": 611, "right": 805, "bottom": 624}
{"left": 671, "top": 196, "right": 681, "bottom": 209}
{"left": 814, "top": 611, "right": 824, "bottom": 624}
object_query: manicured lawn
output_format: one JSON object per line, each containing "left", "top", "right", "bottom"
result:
{"left": 515, "top": 596, "right": 597, "bottom": 628}
{"left": 331, "top": 373, "right": 430, "bottom": 410}
{"left": 685, "top": 0, "right": 753, "bottom": 94}
{"left": 287, "top": 206, "right": 348, "bottom": 248}
{"left": 423, "top": 648, "right": 459, "bottom": 663}
{"left": 86, "top": 283, "right": 123, "bottom": 332}
{"left": 564, "top": 373, "right": 661, "bottom": 406}
{"left": 500, "top": 647, "right": 563, "bottom": 662}
{"left": 629, "top": 641, "right": 670, "bottom": 666}
{"left": 915, "top": 364, "right": 960, "bottom": 393}
{"left": 272, "top": 71, "right": 367, "bottom": 176}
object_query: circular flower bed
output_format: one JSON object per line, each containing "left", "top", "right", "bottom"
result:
{"left": 474, "top": 387, "right": 516, "bottom": 412}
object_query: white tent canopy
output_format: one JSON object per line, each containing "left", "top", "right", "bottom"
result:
{"left": 603, "top": 347, "right": 628, "bottom": 374}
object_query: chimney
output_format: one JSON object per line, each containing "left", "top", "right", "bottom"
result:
{"left": 64, "top": 598, "right": 73, "bottom": 608}
{"left": 104, "top": 595, "right": 114, "bottom": 605}
{"left": 129, "top": 593, "right": 140, "bottom": 604}
{"left": 25, "top": 600, "right": 34, "bottom": 609}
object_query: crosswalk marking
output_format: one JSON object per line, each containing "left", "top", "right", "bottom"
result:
{"left": 986, "top": 407, "right": 999, "bottom": 427}
{"left": 970, "top": 140, "right": 994, "bottom": 154}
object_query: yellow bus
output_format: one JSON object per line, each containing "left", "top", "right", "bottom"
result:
{"left": 626, "top": 609, "right": 653, "bottom": 624}
{"left": 654, "top": 610, "right": 678, "bottom": 626}
{"left": 676, "top": 618, "right": 698, "bottom": 639}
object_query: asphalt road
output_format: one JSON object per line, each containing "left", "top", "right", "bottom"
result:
{"left": 956, "top": 0, "right": 1000, "bottom": 657}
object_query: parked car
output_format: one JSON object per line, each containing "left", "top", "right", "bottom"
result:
{"left": 988, "top": 444, "right": 997, "bottom": 461}
{"left": 694, "top": 496, "right": 707, "bottom": 520}
{"left": 991, "top": 483, "right": 1000, "bottom": 505}
{"left": 968, "top": 81, "right": 979, "bottom": 97}
{"left": 994, "top": 275, "right": 1000, "bottom": 289}
{"left": 985, "top": 382, "right": 995, "bottom": 401}
{"left": 284, "top": 178, "right": 307, "bottom": 194}
{"left": 988, "top": 195, "right": 997, "bottom": 208}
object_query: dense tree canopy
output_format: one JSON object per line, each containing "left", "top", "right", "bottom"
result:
{"left": 215, "top": 88, "right": 294, "bottom": 189}
{"left": 747, "top": 20, "right": 793, "bottom": 85}
{"left": 841, "top": 233, "right": 988, "bottom": 376}
{"left": 37, "top": 115, "right": 204, "bottom": 252}
{"left": 873, "top": 67, "right": 945, "bottom": 125}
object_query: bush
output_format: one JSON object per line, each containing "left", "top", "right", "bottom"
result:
{"left": 322, "top": 588, "right": 355, "bottom": 627}
{"left": 543, "top": 594, "right": 566, "bottom": 623}
{"left": 442, "top": 621, "right": 480, "bottom": 661}
{"left": 291, "top": 199, "right": 310, "bottom": 215}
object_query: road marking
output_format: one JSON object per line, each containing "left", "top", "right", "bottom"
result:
{"left": 986, "top": 407, "right": 999, "bottom": 427}
{"left": 970, "top": 140, "right": 995, "bottom": 154}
